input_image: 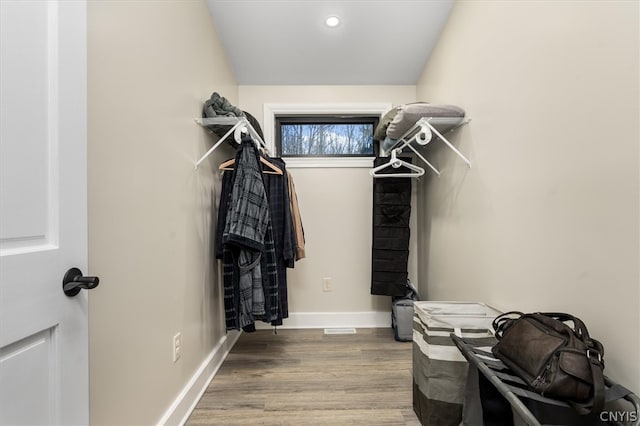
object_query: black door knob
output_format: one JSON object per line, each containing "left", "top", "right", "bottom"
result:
{"left": 62, "top": 267, "right": 99, "bottom": 297}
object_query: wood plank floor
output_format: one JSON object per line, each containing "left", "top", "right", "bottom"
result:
{"left": 187, "top": 328, "right": 421, "bottom": 425}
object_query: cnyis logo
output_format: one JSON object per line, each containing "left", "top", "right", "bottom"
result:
{"left": 599, "top": 410, "right": 639, "bottom": 422}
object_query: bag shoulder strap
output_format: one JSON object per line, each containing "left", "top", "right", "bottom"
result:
{"left": 538, "top": 312, "right": 591, "bottom": 339}
{"left": 571, "top": 353, "right": 605, "bottom": 415}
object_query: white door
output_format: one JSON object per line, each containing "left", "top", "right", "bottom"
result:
{"left": 0, "top": 1, "right": 91, "bottom": 425}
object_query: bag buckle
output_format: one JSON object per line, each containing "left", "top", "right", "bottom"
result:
{"left": 586, "top": 349, "right": 602, "bottom": 364}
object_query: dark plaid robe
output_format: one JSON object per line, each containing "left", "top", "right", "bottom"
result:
{"left": 219, "top": 139, "right": 279, "bottom": 330}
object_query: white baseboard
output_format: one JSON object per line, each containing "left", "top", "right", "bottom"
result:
{"left": 157, "top": 330, "right": 241, "bottom": 426}
{"left": 255, "top": 311, "right": 391, "bottom": 329}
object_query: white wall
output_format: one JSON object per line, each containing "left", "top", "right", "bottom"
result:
{"left": 239, "top": 86, "right": 417, "bottom": 324}
{"left": 88, "top": 1, "right": 237, "bottom": 424}
{"left": 415, "top": 0, "right": 639, "bottom": 393}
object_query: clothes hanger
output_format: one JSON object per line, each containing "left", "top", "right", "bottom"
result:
{"left": 219, "top": 156, "right": 283, "bottom": 175}
{"left": 369, "top": 149, "right": 425, "bottom": 179}
{"left": 219, "top": 123, "right": 283, "bottom": 174}
{"left": 258, "top": 155, "right": 283, "bottom": 175}
{"left": 219, "top": 139, "right": 283, "bottom": 176}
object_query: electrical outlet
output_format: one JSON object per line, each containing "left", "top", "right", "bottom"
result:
{"left": 173, "top": 332, "right": 182, "bottom": 363}
{"left": 322, "top": 277, "right": 332, "bottom": 292}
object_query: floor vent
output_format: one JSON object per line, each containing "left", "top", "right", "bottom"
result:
{"left": 323, "top": 328, "right": 357, "bottom": 335}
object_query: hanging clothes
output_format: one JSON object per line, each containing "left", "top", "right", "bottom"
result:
{"left": 217, "top": 138, "right": 279, "bottom": 330}
{"left": 215, "top": 138, "right": 305, "bottom": 330}
{"left": 261, "top": 157, "right": 296, "bottom": 326}
{"left": 371, "top": 156, "right": 412, "bottom": 296}
{"left": 287, "top": 171, "right": 306, "bottom": 261}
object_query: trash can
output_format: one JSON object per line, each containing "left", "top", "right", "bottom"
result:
{"left": 412, "top": 301, "right": 500, "bottom": 426}
{"left": 392, "top": 280, "right": 419, "bottom": 342}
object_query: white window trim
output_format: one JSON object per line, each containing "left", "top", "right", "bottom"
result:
{"left": 263, "top": 102, "right": 392, "bottom": 168}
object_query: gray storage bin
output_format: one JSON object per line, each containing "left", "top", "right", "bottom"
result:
{"left": 412, "top": 302, "right": 500, "bottom": 426}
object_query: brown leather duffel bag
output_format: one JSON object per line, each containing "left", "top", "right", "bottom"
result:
{"left": 492, "top": 312, "right": 605, "bottom": 415}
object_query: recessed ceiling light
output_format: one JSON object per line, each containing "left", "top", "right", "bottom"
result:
{"left": 325, "top": 16, "right": 340, "bottom": 28}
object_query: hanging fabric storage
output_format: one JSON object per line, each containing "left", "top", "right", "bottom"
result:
{"left": 370, "top": 156, "right": 413, "bottom": 297}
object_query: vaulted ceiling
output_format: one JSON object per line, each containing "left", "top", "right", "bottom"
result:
{"left": 207, "top": 0, "right": 455, "bottom": 85}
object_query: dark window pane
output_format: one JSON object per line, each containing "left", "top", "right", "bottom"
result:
{"left": 275, "top": 115, "right": 378, "bottom": 157}
{"left": 281, "top": 123, "right": 373, "bottom": 156}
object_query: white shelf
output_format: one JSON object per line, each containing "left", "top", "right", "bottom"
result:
{"left": 195, "top": 116, "right": 243, "bottom": 127}
{"left": 194, "top": 116, "right": 267, "bottom": 169}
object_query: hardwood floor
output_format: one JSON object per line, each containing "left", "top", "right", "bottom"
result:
{"left": 187, "top": 328, "right": 421, "bottom": 425}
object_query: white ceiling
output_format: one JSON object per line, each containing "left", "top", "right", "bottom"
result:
{"left": 206, "top": 0, "right": 455, "bottom": 85}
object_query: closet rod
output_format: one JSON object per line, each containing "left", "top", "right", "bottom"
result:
{"left": 194, "top": 117, "right": 267, "bottom": 169}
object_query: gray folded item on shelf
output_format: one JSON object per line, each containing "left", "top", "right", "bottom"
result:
{"left": 386, "top": 103, "right": 465, "bottom": 140}
{"left": 202, "top": 92, "right": 245, "bottom": 118}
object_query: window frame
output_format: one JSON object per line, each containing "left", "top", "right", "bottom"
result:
{"left": 263, "top": 103, "right": 392, "bottom": 168}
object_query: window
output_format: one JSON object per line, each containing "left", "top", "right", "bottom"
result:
{"left": 264, "top": 103, "right": 391, "bottom": 168}
{"left": 275, "top": 115, "right": 379, "bottom": 157}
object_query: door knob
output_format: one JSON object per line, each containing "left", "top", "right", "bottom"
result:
{"left": 62, "top": 267, "right": 99, "bottom": 297}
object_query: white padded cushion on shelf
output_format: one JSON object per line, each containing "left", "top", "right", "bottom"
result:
{"left": 386, "top": 103, "right": 465, "bottom": 140}
{"left": 373, "top": 107, "right": 400, "bottom": 141}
